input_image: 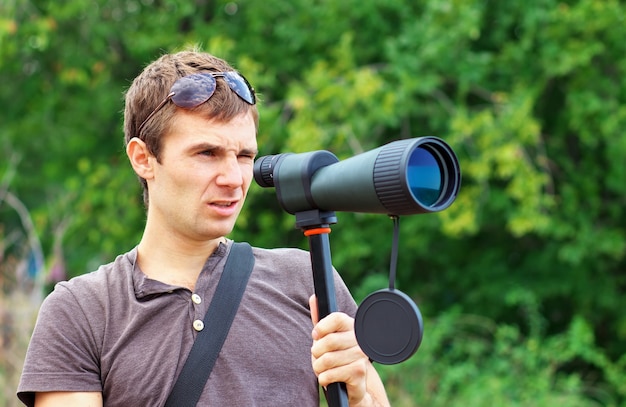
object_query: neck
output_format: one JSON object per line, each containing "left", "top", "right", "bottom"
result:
{"left": 135, "top": 222, "right": 226, "bottom": 291}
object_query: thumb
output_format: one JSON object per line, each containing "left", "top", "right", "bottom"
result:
{"left": 309, "top": 294, "right": 319, "bottom": 325}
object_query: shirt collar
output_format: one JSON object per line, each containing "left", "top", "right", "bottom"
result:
{"left": 127, "top": 241, "right": 230, "bottom": 299}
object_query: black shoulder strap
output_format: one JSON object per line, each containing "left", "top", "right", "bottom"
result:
{"left": 164, "top": 242, "right": 255, "bottom": 407}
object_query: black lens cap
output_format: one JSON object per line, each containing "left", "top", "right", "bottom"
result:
{"left": 354, "top": 289, "right": 423, "bottom": 365}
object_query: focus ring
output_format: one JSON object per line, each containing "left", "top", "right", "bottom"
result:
{"left": 373, "top": 140, "right": 414, "bottom": 215}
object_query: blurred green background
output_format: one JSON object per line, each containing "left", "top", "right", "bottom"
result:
{"left": 1, "top": 0, "right": 626, "bottom": 406}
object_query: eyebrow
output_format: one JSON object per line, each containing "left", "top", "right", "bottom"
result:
{"left": 240, "top": 147, "right": 259, "bottom": 156}
{"left": 189, "top": 142, "right": 258, "bottom": 156}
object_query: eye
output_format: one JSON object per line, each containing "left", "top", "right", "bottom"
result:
{"left": 238, "top": 150, "right": 257, "bottom": 161}
{"left": 200, "top": 149, "right": 216, "bottom": 157}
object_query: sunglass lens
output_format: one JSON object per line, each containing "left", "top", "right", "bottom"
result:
{"left": 170, "top": 74, "right": 217, "bottom": 108}
{"left": 222, "top": 71, "right": 256, "bottom": 105}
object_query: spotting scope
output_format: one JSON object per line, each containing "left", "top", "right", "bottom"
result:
{"left": 253, "top": 137, "right": 461, "bottom": 216}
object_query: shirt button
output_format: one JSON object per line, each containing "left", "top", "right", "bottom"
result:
{"left": 191, "top": 294, "right": 202, "bottom": 304}
{"left": 193, "top": 319, "right": 204, "bottom": 332}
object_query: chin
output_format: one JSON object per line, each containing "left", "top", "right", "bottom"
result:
{"left": 209, "top": 221, "right": 237, "bottom": 239}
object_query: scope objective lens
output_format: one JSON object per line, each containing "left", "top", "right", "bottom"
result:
{"left": 407, "top": 147, "right": 444, "bottom": 207}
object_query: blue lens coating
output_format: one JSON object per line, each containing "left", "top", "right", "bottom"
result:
{"left": 169, "top": 71, "right": 256, "bottom": 109}
{"left": 221, "top": 71, "right": 256, "bottom": 104}
{"left": 171, "top": 74, "right": 217, "bottom": 108}
{"left": 407, "top": 147, "right": 442, "bottom": 206}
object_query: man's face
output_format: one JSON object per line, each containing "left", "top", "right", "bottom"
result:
{"left": 146, "top": 110, "right": 258, "bottom": 243}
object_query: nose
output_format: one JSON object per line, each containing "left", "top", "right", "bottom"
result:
{"left": 216, "top": 155, "right": 244, "bottom": 188}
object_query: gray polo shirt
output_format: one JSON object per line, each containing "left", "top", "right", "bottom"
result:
{"left": 18, "top": 241, "right": 357, "bottom": 406}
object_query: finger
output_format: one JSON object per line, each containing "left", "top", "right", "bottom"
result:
{"left": 315, "top": 358, "right": 369, "bottom": 404}
{"left": 315, "top": 358, "right": 368, "bottom": 387}
{"left": 311, "top": 338, "right": 364, "bottom": 370}
{"left": 309, "top": 294, "right": 319, "bottom": 325}
{"left": 310, "top": 330, "right": 357, "bottom": 359}
{"left": 312, "top": 312, "right": 354, "bottom": 341}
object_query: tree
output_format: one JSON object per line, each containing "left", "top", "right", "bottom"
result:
{"left": 2, "top": 0, "right": 625, "bottom": 405}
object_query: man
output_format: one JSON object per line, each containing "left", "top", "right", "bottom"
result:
{"left": 17, "top": 50, "right": 389, "bottom": 406}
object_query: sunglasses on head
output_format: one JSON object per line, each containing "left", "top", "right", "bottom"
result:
{"left": 137, "top": 71, "right": 256, "bottom": 138}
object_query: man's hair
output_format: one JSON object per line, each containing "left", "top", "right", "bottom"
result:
{"left": 123, "top": 49, "right": 259, "bottom": 206}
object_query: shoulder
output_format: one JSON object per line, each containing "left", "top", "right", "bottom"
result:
{"left": 242, "top": 245, "right": 314, "bottom": 298}
{"left": 43, "top": 250, "right": 135, "bottom": 313}
{"left": 246, "top": 244, "right": 356, "bottom": 314}
{"left": 250, "top": 245, "right": 312, "bottom": 270}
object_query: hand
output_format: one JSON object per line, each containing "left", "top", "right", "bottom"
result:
{"left": 309, "top": 295, "right": 388, "bottom": 407}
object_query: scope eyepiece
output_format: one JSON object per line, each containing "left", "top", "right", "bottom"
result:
{"left": 253, "top": 154, "right": 288, "bottom": 188}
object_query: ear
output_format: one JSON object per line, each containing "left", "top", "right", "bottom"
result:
{"left": 126, "top": 137, "right": 155, "bottom": 181}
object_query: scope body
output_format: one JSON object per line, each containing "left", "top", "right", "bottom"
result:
{"left": 253, "top": 137, "right": 461, "bottom": 216}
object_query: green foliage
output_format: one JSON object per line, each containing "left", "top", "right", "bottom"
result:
{"left": 378, "top": 308, "right": 626, "bottom": 406}
{"left": 2, "top": 0, "right": 626, "bottom": 405}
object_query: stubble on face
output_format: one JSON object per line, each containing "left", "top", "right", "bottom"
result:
{"left": 146, "top": 111, "right": 258, "bottom": 245}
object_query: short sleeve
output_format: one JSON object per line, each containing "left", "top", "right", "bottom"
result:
{"left": 17, "top": 282, "right": 103, "bottom": 406}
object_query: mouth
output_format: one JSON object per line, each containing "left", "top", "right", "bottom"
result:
{"left": 211, "top": 201, "right": 236, "bottom": 207}
{"left": 208, "top": 199, "right": 241, "bottom": 212}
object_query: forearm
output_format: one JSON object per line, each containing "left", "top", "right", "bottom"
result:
{"left": 35, "top": 391, "right": 103, "bottom": 407}
{"left": 353, "top": 393, "right": 389, "bottom": 407}
{"left": 353, "top": 363, "right": 390, "bottom": 407}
